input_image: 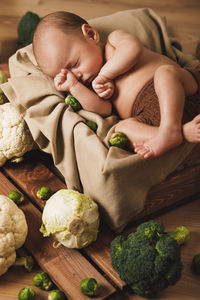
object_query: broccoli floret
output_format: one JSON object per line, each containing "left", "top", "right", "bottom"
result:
{"left": 33, "top": 272, "right": 53, "bottom": 291}
{"left": 110, "top": 220, "right": 189, "bottom": 298}
{"left": 109, "top": 132, "right": 128, "bottom": 149}
{"left": 168, "top": 225, "right": 190, "bottom": 245}
{"left": 14, "top": 247, "right": 35, "bottom": 272}
{"left": 18, "top": 11, "right": 40, "bottom": 46}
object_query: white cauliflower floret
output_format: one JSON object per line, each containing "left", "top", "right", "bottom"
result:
{"left": 0, "top": 195, "right": 28, "bottom": 276}
{"left": 0, "top": 103, "right": 34, "bottom": 166}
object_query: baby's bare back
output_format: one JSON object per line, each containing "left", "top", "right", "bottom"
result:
{"left": 108, "top": 47, "right": 177, "bottom": 119}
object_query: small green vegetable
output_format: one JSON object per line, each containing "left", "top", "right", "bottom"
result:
{"left": 110, "top": 220, "right": 190, "bottom": 298}
{"left": 33, "top": 271, "right": 53, "bottom": 290}
{"left": 109, "top": 132, "right": 128, "bottom": 149}
{"left": 8, "top": 190, "right": 24, "bottom": 205}
{"left": 0, "top": 69, "right": 7, "bottom": 84}
{"left": 191, "top": 253, "right": 200, "bottom": 274}
{"left": 18, "top": 11, "right": 40, "bottom": 46}
{"left": 65, "top": 94, "right": 82, "bottom": 112}
{"left": 80, "top": 278, "right": 98, "bottom": 298}
{"left": 86, "top": 120, "right": 98, "bottom": 132}
{"left": 168, "top": 225, "right": 190, "bottom": 245}
{"left": 18, "top": 287, "right": 35, "bottom": 300}
{"left": 48, "top": 289, "right": 66, "bottom": 300}
{"left": 36, "top": 186, "right": 53, "bottom": 200}
{"left": 14, "top": 247, "right": 35, "bottom": 272}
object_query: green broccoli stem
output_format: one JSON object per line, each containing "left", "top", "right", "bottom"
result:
{"left": 168, "top": 226, "right": 190, "bottom": 245}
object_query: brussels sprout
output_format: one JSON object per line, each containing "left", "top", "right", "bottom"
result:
{"left": 18, "top": 287, "right": 35, "bottom": 300}
{"left": 80, "top": 278, "right": 98, "bottom": 298}
{"left": 8, "top": 190, "right": 24, "bottom": 205}
{"left": 109, "top": 132, "right": 128, "bottom": 149}
{"left": 0, "top": 70, "right": 7, "bottom": 84}
{"left": 36, "top": 186, "right": 53, "bottom": 200}
{"left": 65, "top": 94, "right": 82, "bottom": 112}
{"left": 86, "top": 120, "right": 98, "bottom": 132}
{"left": 48, "top": 289, "right": 66, "bottom": 300}
{"left": 191, "top": 253, "right": 200, "bottom": 274}
{"left": 33, "top": 271, "right": 53, "bottom": 290}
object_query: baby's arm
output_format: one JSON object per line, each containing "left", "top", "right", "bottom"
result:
{"left": 54, "top": 69, "right": 112, "bottom": 117}
{"left": 92, "top": 30, "right": 143, "bottom": 99}
{"left": 98, "top": 30, "right": 143, "bottom": 80}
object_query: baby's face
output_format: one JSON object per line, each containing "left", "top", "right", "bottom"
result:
{"left": 38, "top": 27, "right": 104, "bottom": 84}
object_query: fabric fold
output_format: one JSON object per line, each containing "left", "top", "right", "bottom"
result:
{"left": 0, "top": 8, "right": 198, "bottom": 231}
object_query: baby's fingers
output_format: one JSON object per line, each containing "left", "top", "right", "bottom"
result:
{"left": 98, "top": 88, "right": 113, "bottom": 99}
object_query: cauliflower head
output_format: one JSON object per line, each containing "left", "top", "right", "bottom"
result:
{"left": 0, "top": 195, "right": 28, "bottom": 276}
{"left": 0, "top": 103, "right": 34, "bottom": 166}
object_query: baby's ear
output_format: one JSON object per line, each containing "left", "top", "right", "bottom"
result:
{"left": 81, "top": 24, "right": 100, "bottom": 43}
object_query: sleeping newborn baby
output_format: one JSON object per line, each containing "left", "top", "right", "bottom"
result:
{"left": 33, "top": 11, "right": 200, "bottom": 158}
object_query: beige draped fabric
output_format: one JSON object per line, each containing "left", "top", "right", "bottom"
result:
{"left": 1, "top": 8, "right": 198, "bottom": 231}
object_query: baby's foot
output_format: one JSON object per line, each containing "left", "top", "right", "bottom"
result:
{"left": 183, "top": 114, "right": 200, "bottom": 143}
{"left": 133, "top": 128, "right": 183, "bottom": 159}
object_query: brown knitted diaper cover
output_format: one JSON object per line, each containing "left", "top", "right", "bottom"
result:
{"left": 132, "top": 64, "right": 200, "bottom": 126}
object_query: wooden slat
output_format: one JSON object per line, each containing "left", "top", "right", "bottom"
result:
{"left": 133, "top": 162, "right": 200, "bottom": 222}
{"left": 3, "top": 148, "right": 200, "bottom": 289}
{"left": 3, "top": 153, "right": 125, "bottom": 289}
{"left": 0, "top": 171, "right": 116, "bottom": 300}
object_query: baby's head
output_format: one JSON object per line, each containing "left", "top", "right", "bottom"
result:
{"left": 33, "top": 11, "right": 104, "bottom": 81}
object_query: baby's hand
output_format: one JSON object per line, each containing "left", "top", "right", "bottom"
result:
{"left": 54, "top": 69, "right": 78, "bottom": 92}
{"left": 92, "top": 75, "right": 114, "bottom": 99}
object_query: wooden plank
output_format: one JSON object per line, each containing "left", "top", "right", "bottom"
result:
{"left": 0, "top": 171, "right": 116, "bottom": 300}
{"left": 3, "top": 152, "right": 125, "bottom": 288}
{"left": 135, "top": 163, "right": 200, "bottom": 221}
{"left": 3, "top": 148, "right": 200, "bottom": 289}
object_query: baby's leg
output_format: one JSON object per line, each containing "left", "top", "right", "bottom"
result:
{"left": 115, "top": 115, "right": 200, "bottom": 156}
{"left": 135, "top": 65, "right": 198, "bottom": 158}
